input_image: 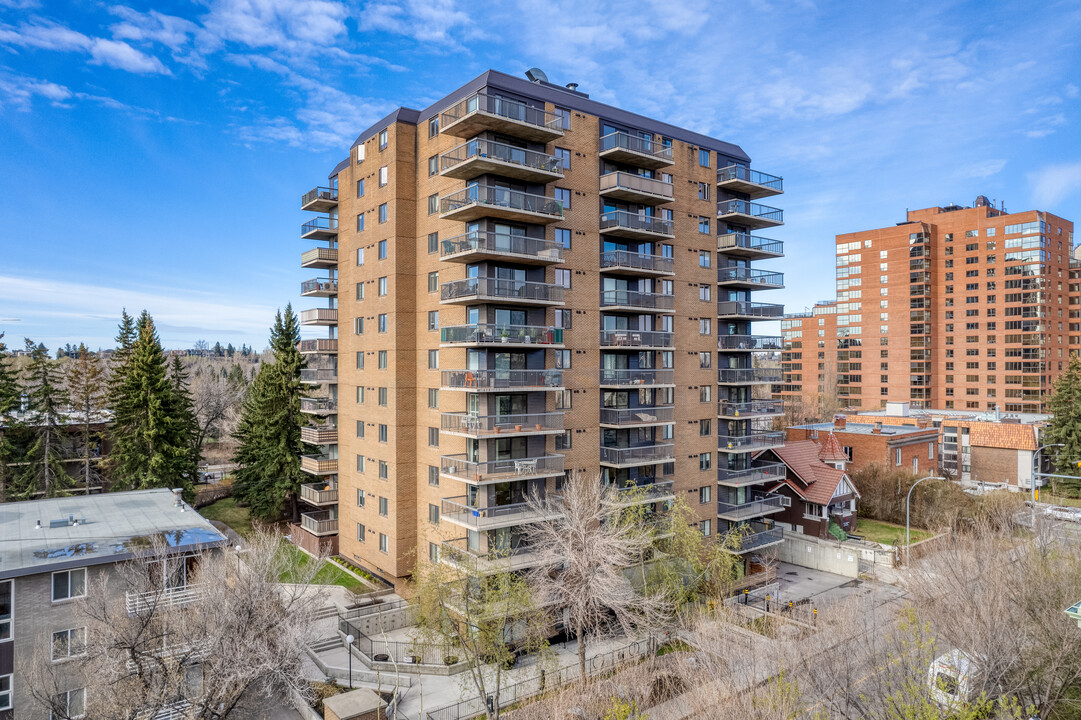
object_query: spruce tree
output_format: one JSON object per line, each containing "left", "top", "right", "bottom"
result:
{"left": 1045, "top": 353, "right": 1081, "bottom": 497}
{"left": 168, "top": 355, "right": 202, "bottom": 467}
{"left": 14, "top": 338, "right": 73, "bottom": 498}
{"left": 0, "top": 332, "right": 22, "bottom": 500}
{"left": 65, "top": 344, "right": 106, "bottom": 494}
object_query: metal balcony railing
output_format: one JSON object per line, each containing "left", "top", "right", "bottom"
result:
{"left": 440, "top": 138, "right": 563, "bottom": 176}
{"left": 439, "top": 185, "right": 564, "bottom": 219}
{"left": 301, "top": 186, "right": 338, "bottom": 209}
{"left": 608, "top": 480, "right": 675, "bottom": 504}
{"left": 300, "top": 511, "right": 338, "bottom": 536}
{"left": 599, "top": 171, "right": 674, "bottom": 201}
{"left": 300, "top": 454, "right": 338, "bottom": 475}
{"left": 718, "top": 431, "right": 786, "bottom": 452}
{"left": 717, "top": 199, "right": 783, "bottom": 224}
{"left": 599, "top": 132, "right": 674, "bottom": 165}
{"left": 297, "top": 338, "right": 337, "bottom": 354}
{"left": 440, "top": 91, "right": 564, "bottom": 136}
{"left": 716, "top": 165, "right": 783, "bottom": 193}
{"left": 717, "top": 399, "right": 784, "bottom": 417}
{"left": 717, "top": 232, "right": 784, "bottom": 257}
{"left": 441, "top": 369, "right": 563, "bottom": 390}
{"left": 716, "top": 267, "right": 784, "bottom": 286}
{"left": 599, "top": 407, "right": 675, "bottom": 426}
{"left": 599, "top": 210, "right": 674, "bottom": 237}
{"left": 440, "top": 230, "right": 564, "bottom": 263}
{"left": 716, "top": 368, "right": 782, "bottom": 384}
{"left": 600, "top": 289, "right": 674, "bottom": 310}
{"left": 300, "top": 278, "right": 337, "bottom": 296}
{"left": 440, "top": 537, "right": 542, "bottom": 572}
{"left": 300, "top": 397, "right": 338, "bottom": 414}
{"left": 441, "top": 277, "right": 564, "bottom": 304}
{"left": 441, "top": 324, "right": 563, "bottom": 346}
{"left": 301, "top": 215, "right": 338, "bottom": 235}
{"left": 126, "top": 585, "right": 202, "bottom": 615}
{"left": 717, "top": 335, "right": 783, "bottom": 351}
{"left": 440, "top": 454, "right": 565, "bottom": 483}
{"left": 598, "top": 368, "right": 675, "bottom": 386}
{"left": 600, "top": 250, "right": 674, "bottom": 274}
{"left": 300, "top": 482, "right": 338, "bottom": 505}
{"left": 300, "top": 368, "right": 337, "bottom": 383}
{"left": 717, "top": 462, "right": 787, "bottom": 486}
{"left": 717, "top": 300, "right": 785, "bottom": 318}
{"left": 441, "top": 496, "right": 563, "bottom": 530}
{"left": 725, "top": 523, "right": 784, "bottom": 553}
{"left": 600, "top": 444, "right": 675, "bottom": 465}
{"left": 300, "top": 425, "right": 337, "bottom": 444}
{"left": 440, "top": 412, "right": 564, "bottom": 435}
{"left": 300, "top": 308, "right": 337, "bottom": 324}
{"left": 717, "top": 494, "right": 785, "bottom": 521}
{"left": 599, "top": 329, "right": 673, "bottom": 348}
{"left": 300, "top": 247, "right": 338, "bottom": 266}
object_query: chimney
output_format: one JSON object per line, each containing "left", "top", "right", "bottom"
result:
{"left": 566, "top": 82, "right": 579, "bottom": 91}
{"left": 916, "top": 416, "right": 930, "bottom": 429}
{"left": 833, "top": 414, "right": 846, "bottom": 430}
{"left": 872, "top": 421, "right": 882, "bottom": 434}
{"left": 172, "top": 488, "right": 184, "bottom": 508}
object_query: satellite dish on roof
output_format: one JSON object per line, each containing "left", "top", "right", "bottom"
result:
{"left": 525, "top": 68, "right": 549, "bottom": 83}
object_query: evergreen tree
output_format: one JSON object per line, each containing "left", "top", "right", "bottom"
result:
{"left": 213, "top": 341, "right": 224, "bottom": 357}
{"left": 13, "top": 338, "right": 73, "bottom": 498}
{"left": 110, "top": 313, "right": 197, "bottom": 496}
{"left": 65, "top": 344, "right": 106, "bottom": 494}
{"left": 0, "top": 332, "right": 22, "bottom": 500}
{"left": 232, "top": 306, "right": 310, "bottom": 521}
{"left": 168, "top": 355, "right": 201, "bottom": 466}
{"left": 1045, "top": 352, "right": 1081, "bottom": 496}
{"left": 226, "top": 343, "right": 235, "bottom": 358}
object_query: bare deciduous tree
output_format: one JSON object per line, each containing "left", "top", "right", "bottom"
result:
{"left": 190, "top": 370, "right": 246, "bottom": 455}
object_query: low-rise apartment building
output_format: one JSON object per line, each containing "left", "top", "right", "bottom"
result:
{"left": 787, "top": 414, "right": 941, "bottom": 476}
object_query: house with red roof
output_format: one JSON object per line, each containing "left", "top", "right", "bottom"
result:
{"left": 754, "top": 436, "right": 861, "bottom": 540}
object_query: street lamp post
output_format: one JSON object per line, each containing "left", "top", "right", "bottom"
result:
{"left": 906, "top": 475, "right": 945, "bottom": 566}
{"left": 345, "top": 634, "right": 355, "bottom": 689}
{"left": 1032, "top": 443, "right": 1063, "bottom": 526}
{"left": 233, "top": 544, "right": 241, "bottom": 574}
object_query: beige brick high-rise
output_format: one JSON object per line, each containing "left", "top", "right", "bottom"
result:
{"left": 295, "top": 70, "right": 787, "bottom": 584}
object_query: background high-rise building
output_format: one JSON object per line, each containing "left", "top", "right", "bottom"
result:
{"left": 778, "top": 199, "right": 1074, "bottom": 417}
{"left": 295, "top": 70, "right": 786, "bottom": 584}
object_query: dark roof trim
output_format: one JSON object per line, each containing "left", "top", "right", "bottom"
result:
{"left": 0, "top": 537, "right": 228, "bottom": 581}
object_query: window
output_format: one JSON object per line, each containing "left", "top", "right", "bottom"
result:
{"left": 357, "top": 523, "right": 366, "bottom": 542}
{"left": 428, "top": 116, "right": 439, "bottom": 137}
{"left": 554, "top": 187, "right": 571, "bottom": 209}
{"left": 428, "top": 310, "right": 439, "bottom": 331}
{"left": 698, "top": 217, "right": 710, "bottom": 234}
{"left": 555, "top": 268, "right": 571, "bottom": 288}
{"left": 428, "top": 350, "right": 439, "bottom": 370}
{"left": 699, "top": 351, "right": 711, "bottom": 368}
{"left": 379, "top": 496, "right": 388, "bottom": 516}
{"left": 429, "top": 542, "right": 439, "bottom": 563}
{"left": 355, "top": 351, "right": 365, "bottom": 369}
{"left": 355, "top": 282, "right": 365, "bottom": 301}
{"left": 357, "top": 489, "right": 366, "bottom": 507}
{"left": 698, "top": 148, "right": 710, "bottom": 167}
{"left": 555, "top": 350, "right": 571, "bottom": 368}
{"left": 378, "top": 239, "right": 387, "bottom": 259}
{"left": 428, "top": 427, "right": 439, "bottom": 447}
{"left": 356, "top": 386, "right": 365, "bottom": 403}
{"left": 356, "top": 213, "right": 365, "bottom": 231}
{"left": 555, "top": 227, "right": 571, "bottom": 249}
{"left": 356, "top": 420, "right": 365, "bottom": 438}
{"left": 700, "top": 419, "right": 711, "bottom": 436}
{"left": 378, "top": 203, "right": 388, "bottom": 223}
{"left": 699, "top": 284, "right": 711, "bottom": 301}
{"left": 53, "top": 688, "right": 86, "bottom": 718}
{"left": 429, "top": 465, "right": 439, "bottom": 486}
{"left": 52, "top": 569, "right": 86, "bottom": 602}
{"left": 699, "top": 385, "right": 711, "bottom": 402}
{"left": 0, "top": 673, "right": 9, "bottom": 711}
{"left": 427, "top": 271, "right": 438, "bottom": 293}
{"left": 378, "top": 276, "right": 387, "bottom": 295}
{"left": 378, "top": 424, "right": 387, "bottom": 442}
{"left": 928, "top": 442, "right": 934, "bottom": 459}
{"left": 554, "top": 147, "right": 571, "bottom": 169}
{"left": 699, "top": 485, "right": 712, "bottom": 503}
{"left": 699, "top": 452, "right": 712, "bottom": 470}
{"left": 700, "top": 519, "right": 712, "bottom": 536}
{"left": 379, "top": 533, "right": 388, "bottom": 553}
{"left": 378, "top": 314, "right": 387, "bottom": 333}
{"left": 555, "top": 430, "right": 572, "bottom": 450}
{"left": 356, "top": 455, "right": 365, "bottom": 473}
{"left": 378, "top": 350, "right": 387, "bottom": 369}
{"left": 699, "top": 250, "right": 711, "bottom": 268}
{"left": 428, "top": 193, "right": 438, "bottom": 215}
{"left": 895, "top": 448, "right": 902, "bottom": 466}
{"left": 356, "top": 247, "right": 365, "bottom": 265}
{"left": 378, "top": 387, "right": 388, "bottom": 406}
{"left": 555, "top": 106, "right": 570, "bottom": 129}
{"left": 0, "top": 579, "right": 10, "bottom": 641}
{"left": 378, "top": 165, "right": 388, "bottom": 186}
{"left": 699, "top": 318, "right": 711, "bottom": 335}
{"left": 357, "top": 178, "right": 365, "bottom": 197}
{"left": 378, "top": 129, "right": 388, "bottom": 149}
{"left": 554, "top": 309, "right": 572, "bottom": 328}
{"left": 428, "top": 155, "right": 438, "bottom": 176}
{"left": 428, "top": 231, "right": 438, "bottom": 254}
{"left": 428, "top": 387, "right": 439, "bottom": 408}
{"left": 51, "top": 627, "right": 86, "bottom": 661}
{"left": 429, "top": 504, "right": 440, "bottom": 524}
{"left": 556, "top": 390, "right": 572, "bottom": 409}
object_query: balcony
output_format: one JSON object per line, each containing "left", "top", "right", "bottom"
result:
{"left": 301, "top": 247, "right": 338, "bottom": 269}
{"left": 301, "top": 278, "right": 337, "bottom": 297}
{"left": 717, "top": 200, "right": 783, "bottom": 229}
{"left": 717, "top": 232, "right": 784, "bottom": 259}
{"left": 300, "top": 397, "right": 338, "bottom": 414}
{"left": 716, "top": 267, "right": 784, "bottom": 290}
{"left": 717, "top": 399, "right": 785, "bottom": 419}
{"left": 126, "top": 585, "right": 202, "bottom": 615}
{"left": 440, "top": 230, "right": 564, "bottom": 265}
{"left": 599, "top": 329, "right": 673, "bottom": 349}
{"left": 718, "top": 431, "right": 786, "bottom": 453}
{"left": 297, "top": 338, "right": 337, "bottom": 355}
{"left": 440, "top": 91, "right": 564, "bottom": 142}
{"left": 600, "top": 443, "right": 675, "bottom": 467}
{"left": 440, "top": 537, "right": 545, "bottom": 574}
{"left": 716, "top": 368, "right": 783, "bottom": 385}
{"left": 300, "top": 510, "right": 338, "bottom": 537}
{"left": 440, "top": 138, "right": 564, "bottom": 183}
{"left": 600, "top": 289, "right": 674, "bottom": 313}
{"left": 599, "top": 210, "right": 674, "bottom": 240}
{"left": 440, "top": 454, "right": 565, "bottom": 484}
{"left": 599, "top": 406, "right": 674, "bottom": 427}
{"left": 717, "top": 300, "right": 785, "bottom": 320}
{"left": 301, "top": 215, "right": 338, "bottom": 240}
{"left": 600, "top": 250, "right": 675, "bottom": 277}
{"left": 301, "top": 186, "right": 338, "bottom": 212}
{"left": 440, "top": 276, "right": 564, "bottom": 306}
{"left": 609, "top": 480, "right": 676, "bottom": 506}
{"left": 723, "top": 522, "right": 784, "bottom": 554}
{"left": 441, "top": 368, "right": 563, "bottom": 392}
{"left": 715, "top": 166, "right": 783, "bottom": 199}
{"left": 441, "top": 324, "right": 563, "bottom": 348}
{"left": 439, "top": 186, "right": 563, "bottom": 224}
{"left": 718, "top": 335, "right": 783, "bottom": 351}
{"left": 598, "top": 368, "right": 675, "bottom": 388}
{"left": 301, "top": 454, "right": 338, "bottom": 475}
{"left": 300, "top": 425, "right": 338, "bottom": 444}
{"left": 598, "top": 132, "right": 674, "bottom": 169}
{"left": 300, "top": 482, "right": 338, "bottom": 506}
{"left": 440, "top": 411, "right": 564, "bottom": 438}
{"left": 442, "top": 496, "right": 563, "bottom": 531}
{"left": 717, "top": 494, "right": 786, "bottom": 521}
{"left": 300, "top": 308, "right": 337, "bottom": 326}
{"left": 717, "top": 462, "right": 787, "bottom": 487}
{"left": 300, "top": 368, "right": 337, "bottom": 385}
{"left": 598, "top": 171, "right": 674, "bottom": 205}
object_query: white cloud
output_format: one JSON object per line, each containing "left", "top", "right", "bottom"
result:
{"left": 88, "top": 37, "right": 171, "bottom": 74}
{"left": 1029, "top": 162, "right": 1081, "bottom": 208}
{"left": 0, "top": 71, "right": 72, "bottom": 110}
{"left": 959, "top": 159, "right": 1006, "bottom": 179}
{"left": 360, "top": 0, "right": 477, "bottom": 46}
{"left": 203, "top": 0, "right": 348, "bottom": 52}
{"left": 1023, "top": 112, "right": 1067, "bottom": 139}
{"left": 0, "top": 18, "right": 171, "bottom": 74}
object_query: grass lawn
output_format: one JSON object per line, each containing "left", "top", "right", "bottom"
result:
{"left": 198, "top": 497, "right": 254, "bottom": 538}
{"left": 1041, "top": 493, "right": 1081, "bottom": 508}
{"left": 855, "top": 518, "right": 932, "bottom": 546}
{"left": 277, "top": 542, "right": 369, "bottom": 594}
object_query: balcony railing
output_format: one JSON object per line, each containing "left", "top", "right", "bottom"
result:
{"left": 599, "top": 210, "right": 674, "bottom": 238}
{"left": 718, "top": 431, "right": 786, "bottom": 452}
{"left": 599, "top": 329, "right": 673, "bottom": 349}
{"left": 717, "top": 399, "right": 785, "bottom": 417}
{"left": 440, "top": 412, "right": 564, "bottom": 436}
{"left": 301, "top": 215, "right": 338, "bottom": 238}
{"left": 300, "top": 397, "right": 337, "bottom": 414}
{"left": 301, "top": 454, "right": 338, "bottom": 475}
{"left": 716, "top": 368, "right": 783, "bottom": 384}
{"left": 717, "top": 494, "right": 785, "bottom": 521}
{"left": 300, "top": 368, "right": 337, "bottom": 384}
{"left": 598, "top": 171, "right": 674, "bottom": 203}
{"left": 439, "top": 185, "right": 564, "bottom": 222}
{"left": 716, "top": 267, "right": 784, "bottom": 287}
{"left": 440, "top": 91, "right": 564, "bottom": 141}
{"left": 301, "top": 186, "right": 338, "bottom": 211}
{"left": 609, "top": 480, "right": 676, "bottom": 505}
{"left": 441, "top": 324, "right": 563, "bottom": 346}
{"left": 718, "top": 335, "right": 783, "bottom": 351}
{"left": 440, "top": 138, "right": 563, "bottom": 180}
{"left": 599, "top": 407, "right": 674, "bottom": 426}
{"left": 717, "top": 200, "right": 784, "bottom": 228}
{"left": 598, "top": 368, "right": 675, "bottom": 387}
{"left": 441, "top": 496, "right": 563, "bottom": 530}
{"left": 600, "top": 289, "right": 674, "bottom": 311}
{"left": 300, "top": 247, "right": 338, "bottom": 268}
{"left": 300, "top": 308, "right": 337, "bottom": 325}
{"left": 300, "top": 278, "right": 337, "bottom": 297}
{"left": 717, "top": 300, "right": 785, "bottom": 319}
{"left": 300, "top": 511, "right": 338, "bottom": 536}
{"left": 715, "top": 165, "right": 783, "bottom": 197}
{"left": 297, "top": 338, "right": 337, "bottom": 354}
{"left": 440, "top": 454, "right": 565, "bottom": 483}
{"left": 300, "top": 425, "right": 337, "bottom": 444}
{"left": 440, "top": 537, "right": 544, "bottom": 573}
{"left": 717, "top": 232, "right": 784, "bottom": 258}
{"left": 600, "top": 250, "right": 675, "bottom": 275}
{"left": 724, "top": 523, "right": 784, "bottom": 553}
{"left": 717, "top": 462, "right": 787, "bottom": 486}
{"left": 598, "top": 132, "right": 674, "bottom": 168}
{"left": 441, "top": 369, "right": 563, "bottom": 391}
{"left": 126, "top": 585, "right": 203, "bottom": 615}
{"left": 300, "top": 482, "right": 338, "bottom": 506}
{"left": 440, "top": 230, "right": 564, "bottom": 264}
{"left": 600, "top": 444, "right": 675, "bottom": 466}
{"left": 441, "top": 276, "right": 564, "bottom": 305}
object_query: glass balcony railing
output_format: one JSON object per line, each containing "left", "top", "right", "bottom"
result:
{"left": 716, "top": 462, "right": 787, "bottom": 486}
{"left": 440, "top": 91, "right": 564, "bottom": 140}
{"left": 716, "top": 267, "right": 784, "bottom": 287}
{"left": 717, "top": 200, "right": 784, "bottom": 226}
{"left": 600, "top": 444, "right": 675, "bottom": 465}
{"left": 441, "top": 369, "right": 563, "bottom": 390}
{"left": 717, "top": 399, "right": 784, "bottom": 417}
{"left": 716, "top": 368, "right": 783, "bottom": 384}
{"left": 440, "top": 454, "right": 565, "bottom": 483}
{"left": 717, "top": 232, "right": 784, "bottom": 257}
{"left": 300, "top": 368, "right": 338, "bottom": 384}
{"left": 440, "top": 185, "right": 564, "bottom": 220}
{"left": 598, "top": 368, "right": 674, "bottom": 386}
{"left": 717, "top": 335, "right": 783, "bottom": 351}
{"left": 301, "top": 186, "right": 338, "bottom": 210}
{"left": 724, "top": 522, "right": 784, "bottom": 553}
{"left": 717, "top": 494, "right": 785, "bottom": 521}
{"left": 440, "top": 412, "right": 564, "bottom": 436}
{"left": 441, "top": 496, "right": 563, "bottom": 530}
{"left": 600, "top": 290, "right": 674, "bottom": 310}
{"left": 300, "top": 397, "right": 338, "bottom": 414}
{"left": 441, "top": 324, "right": 563, "bottom": 346}
{"left": 598, "top": 407, "right": 674, "bottom": 426}
{"left": 717, "top": 300, "right": 785, "bottom": 318}
{"left": 715, "top": 165, "right": 783, "bottom": 196}
{"left": 608, "top": 480, "right": 675, "bottom": 505}
{"left": 439, "top": 230, "right": 564, "bottom": 263}
{"left": 599, "top": 329, "right": 673, "bottom": 348}
{"left": 441, "top": 276, "right": 564, "bottom": 304}
{"left": 599, "top": 132, "right": 674, "bottom": 167}
{"left": 718, "top": 431, "right": 785, "bottom": 452}
{"left": 600, "top": 250, "right": 674, "bottom": 274}
{"left": 599, "top": 210, "right": 674, "bottom": 237}
{"left": 301, "top": 215, "right": 338, "bottom": 237}
{"left": 440, "top": 138, "right": 563, "bottom": 178}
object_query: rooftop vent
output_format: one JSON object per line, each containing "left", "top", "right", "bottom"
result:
{"left": 974, "top": 195, "right": 992, "bottom": 207}
{"left": 525, "top": 67, "right": 549, "bottom": 83}
{"left": 566, "top": 82, "right": 579, "bottom": 91}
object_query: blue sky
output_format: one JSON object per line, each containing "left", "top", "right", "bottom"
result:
{"left": 1, "top": 0, "right": 1079, "bottom": 351}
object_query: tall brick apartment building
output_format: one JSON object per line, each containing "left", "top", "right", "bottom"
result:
{"left": 294, "top": 69, "right": 787, "bottom": 583}
{"left": 778, "top": 199, "right": 1074, "bottom": 416}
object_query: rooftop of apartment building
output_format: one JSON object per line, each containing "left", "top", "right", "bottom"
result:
{"left": 790, "top": 420, "right": 938, "bottom": 438}
{"left": 855, "top": 401, "right": 1049, "bottom": 426}
{"left": 0, "top": 488, "right": 227, "bottom": 580}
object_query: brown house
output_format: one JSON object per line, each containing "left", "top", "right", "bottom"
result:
{"left": 754, "top": 437, "right": 860, "bottom": 540}
{"left": 786, "top": 414, "right": 941, "bottom": 476}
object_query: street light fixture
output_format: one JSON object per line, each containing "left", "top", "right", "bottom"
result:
{"left": 233, "top": 544, "right": 241, "bottom": 574}
{"left": 345, "top": 634, "right": 355, "bottom": 689}
{"left": 906, "top": 475, "right": 945, "bottom": 566}
{"left": 1032, "top": 443, "right": 1063, "bottom": 526}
